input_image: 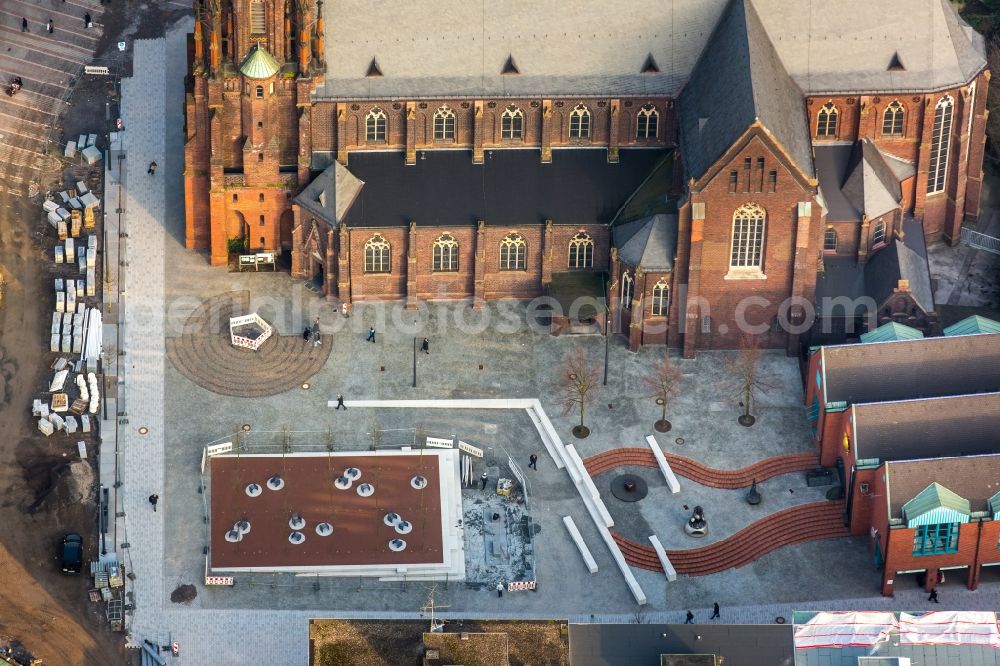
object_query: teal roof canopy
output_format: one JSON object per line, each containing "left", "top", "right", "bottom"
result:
{"left": 902, "top": 482, "right": 971, "bottom": 527}
{"left": 943, "top": 315, "right": 1000, "bottom": 337}
{"left": 991, "top": 490, "right": 1000, "bottom": 521}
{"left": 859, "top": 322, "right": 924, "bottom": 343}
{"left": 239, "top": 44, "right": 281, "bottom": 80}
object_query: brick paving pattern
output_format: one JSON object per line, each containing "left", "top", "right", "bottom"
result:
{"left": 166, "top": 290, "right": 331, "bottom": 397}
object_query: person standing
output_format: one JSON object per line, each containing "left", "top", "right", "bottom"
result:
{"left": 496, "top": 582, "right": 504, "bottom": 598}
{"left": 302, "top": 326, "right": 311, "bottom": 344}
{"left": 22, "top": 17, "right": 28, "bottom": 32}
{"left": 367, "top": 326, "right": 376, "bottom": 343}
{"left": 684, "top": 610, "right": 694, "bottom": 624}
{"left": 312, "top": 318, "right": 321, "bottom": 347}
{"left": 147, "top": 161, "right": 157, "bottom": 175}
{"left": 341, "top": 302, "right": 349, "bottom": 318}
{"left": 148, "top": 494, "right": 159, "bottom": 512}
{"left": 335, "top": 394, "right": 346, "bottom": 410}
{"left": 47, "top": 19, "right": 54, "bottom": 34}
{"left": 480, "top": 471, "right": 488, "bottom": 490}
{"left": 420, "top": 338, "right": 429, "bottom": 354}
{"left": 928, "top": 588, "right": 939, "bottom": 603}
{"left": 84, "top": 13, "right": 92, "bottom": 28}
{"left": 710, "top": 602, "right": 720, "bottom": 620}
{"left": 528, "top": 454, "right": 538, "bottom": 470}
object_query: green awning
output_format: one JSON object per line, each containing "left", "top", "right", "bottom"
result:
{"left": 990, "top": 490, "right": 1000, "bottom": 521}
{"left": 902, "top": 482, "right": 971, "bottom": 527}
{"left": 859, "top": 322, "right": 924, "bottom": 343}
{"left": 943, "top": 315, "right": 1000, "bottom": 337}
{"left": 239, "top": 44, "right": 281, "bottom": 80}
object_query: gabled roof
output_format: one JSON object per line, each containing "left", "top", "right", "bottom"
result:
{"left": 858, "top": 322, "right": 923, "bottom": 344}
{"left": 944, "top": 314, "right": 1000, "bottom": 337}
{"left": 842, "top": 140, "right": 902, "bottom": 220}
{"left": 613, "top": 214, "right": 678, "bottom": 271}
{"left": 239, "top": 43, "right": 281, "bottom": 80}
{"left": 294, "top": 161, "right": 365, "bottom": 228}
{"left": 900, "top": 482, "right": 971, "bottom": 527}
{"left": 864, "top": 217, "right": 934, "bottom": 314}
{"left": 677, "top": 0, "right": 812, "bottom": 183}
{"left": 814, "top": 145, "right": 861, "bottom": 223}
{"left": 819, "top": 333, "right": 1000, "bottom": 405}
{"left": 852, "top": 392, "right": 1000, "bottom": 464}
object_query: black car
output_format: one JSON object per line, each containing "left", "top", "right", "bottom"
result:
{"left": 60, "top": 533, "right": 83, "bottom": 574}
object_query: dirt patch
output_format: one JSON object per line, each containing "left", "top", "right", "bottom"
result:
{"left": 170, "top": 584, "right": 197, "bottom": 605}
{"left": 309, "top": 619, "right": 569, "bottom": 666}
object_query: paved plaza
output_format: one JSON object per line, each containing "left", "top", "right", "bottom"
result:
{"left": 108, "top": 25, "right": 1000, "bottom": 665}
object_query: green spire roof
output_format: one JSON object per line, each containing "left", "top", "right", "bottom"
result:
{"left": 902, "top": 482, "right": 971, "bottom": 527}
{"left": 859, "top": 322, "right": 924, "bottom": 344}
{"left": 943, "top": 315, "right": 1000, "bottom": 337}
{"left": 239, "top": 43, "right": 281, "bottom": 80}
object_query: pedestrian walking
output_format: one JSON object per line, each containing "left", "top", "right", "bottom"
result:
{"left": 84, "top": 13, "right": 92, "bottom": 28}
{"left": 148, "top": 494, "right": 159, "bottom": 512}
{"left": 367, "top": 326, "right": 376, "bottom": 343}
{"left": 340, "top": 302, "right": 349, "bottom": 318}
{"left": 710, "top": 602, "right": 720, "bottom": 619}
{"left": 928, "top": 588, "right": 939, "bottom": 603}
{"left": 480, "top": 471, "right": 488, "bottom": 490}
{"left": 335, "top": 394, "right": 346, "bottom": 410}
{"left": 302, "top": 326, "right": 311, "bottom": 343}
{"left": 420, "top": 338, "right": 429, "bottom": 354}
{"left": 147, "top": 161, "right": 157, "bottom": 175}
{"left": 47, "top": 19, "right": 54, "bottom": 34}
{"left": 528, "top": 454, "right": 538, "bottom": 470}
{"left": 496, "top": 582, "right": 504, "bottom": 598}
{"left": 684, "top": 610, "right": 694, "bottom": 624}
{"left": 312, "top": 318, "right": 321, "bottom": 347}
{"left": 21, "top": 17, "right": 28, "bottom": 32}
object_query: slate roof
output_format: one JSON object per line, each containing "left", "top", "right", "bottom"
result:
{"left": 317, "top": 0, "right": 984, "bottom": 100}
{"left": 819, "top": 333, "right": 1000, "bottom": 405}
{"left": 568, "top": 623, "right": 794, "bottom": 666}
{"left": 318, "top": 0, "right": 731, "bottom": 99}
{"left": 852, "top": 392, "right": 1000, "bottom": 464}
{"left": 754, "top": 0, "right": 986, "bottom": 94}
{"left": 944, "top": 314, "right": 1000, "bottom": 336}
{"left": 864, "top": 216, "right": 934, "bottom": 314}
{"left": 886, "top": 455, "right": 1000, "bottom": 519}
{"left": 814, "top": 145, "right": 861, "bottom": 223}
{"left": 336, "top": 149, "right": 665, "bottom": 229}
{"left": 613, "top": 214, "right": 678, "bottom": 271}
{"left": 677, "top": 0, "right": 812, "bottom": 182}
{"left": 842, "top": 140, "right": 902, "bottom": 220}
{"left": 293, "top": 161, "right": 364, "bottom": 228}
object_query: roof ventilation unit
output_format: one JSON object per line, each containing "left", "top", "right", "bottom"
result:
{"left": 334, "top": 475, "right": 352, "bottom": 490}
{"left": 245, "top": 482, "right": 263, "bottom": 497}
{"left": 343, "top": 467, "right": 361, "bottom": 481}
{"left": 384, "top": 512, "right": 401, "bottom": 526}
{"left": 289, "top": 513, "right": 306, "bottom": 530}
{"left": 395, "top": 520, "right": 413, "bottom": 535}
{"left": 235, "top": 519, "right": 251, "bottom": 535}
{"left": 315, "top": 522, "right": 333, "bottom": 536}
{"left": 389, "top": 538, "right": 407, "bottom": 552}
{"left": 357, "top": 483, "right": 375, "bottom": 497}
{"left": 225, "top": 528, "right": 242, "bottom": 543}
{"left": 288, "top": 531, "right": 306, "bottom": 544}
{"left": 411, "top": 475, "right": 428, "bottom": 489}
{"left": 267, "top": 474, "right": 284, "bottom": 491}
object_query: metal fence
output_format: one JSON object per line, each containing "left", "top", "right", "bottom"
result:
{"left": 961, "top": 227, "right": 1000, "bottom": 255}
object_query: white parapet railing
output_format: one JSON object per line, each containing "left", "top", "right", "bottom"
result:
{"left": 563, "top": 516, "right": 599, "bottom": 574}
{"left": 648, "top": 535, "right": 677, "bottom": 582}
{"left": 646, "top": 435, "right": 680, "bottom": 494}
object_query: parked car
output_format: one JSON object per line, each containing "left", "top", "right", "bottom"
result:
{"left": 60, "top": 533, "right": 83, "bottom": 574}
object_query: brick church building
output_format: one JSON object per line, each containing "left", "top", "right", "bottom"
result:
{"left": 183, "top": 0, "right": 988, "bottom": 356}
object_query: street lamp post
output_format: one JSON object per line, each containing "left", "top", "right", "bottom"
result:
{"left": 412, "top": 337, "right": 417, "bottom": 388}
{"left": 603, "top": 278, "right": 611, "bottom": 386}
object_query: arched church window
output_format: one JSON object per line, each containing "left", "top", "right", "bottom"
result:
{"left": 366, "top": 107, "right": 387, "bottom": 143}
{"left": 364, "top": 233, "right": 391, "bottom": 273}
{"left": 569, "top": 104, "right": 591, "bottom": 139}
{"left": 433, "top": 106, "right": 455, "bottom": 141}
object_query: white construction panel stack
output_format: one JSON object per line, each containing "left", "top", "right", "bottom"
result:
{"left": 86, "top": 270, "right": 96, "bottom": 296}
{"left": 55, "top": 291, "right": 65, "bottom": 312}
{"left": 51, "top": 312, "right": 62, "bottom": 335}
{"left": 55, "top": 246, "right": 64, "bottom": 264}
{"left": 77, "top": 254, "right": 86, "bottom": 274}
{"left": 65, "top": 238, "right": 75, "bottom": 263}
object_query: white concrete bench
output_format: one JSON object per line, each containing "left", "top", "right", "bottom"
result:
{"left": 563, "top": 516, "right": 599, "bottom": 574}
{"left": 646, "top": 435, "right": 680, "bottom": 494}
{"left": 648, "top": 535, "right": 678, "bottom": 582}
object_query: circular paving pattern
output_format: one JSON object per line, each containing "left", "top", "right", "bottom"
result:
{"left": 166, "top": 291, "right": 331, "bottom": 397}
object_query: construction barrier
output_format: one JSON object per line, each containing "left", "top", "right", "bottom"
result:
{"left": 507, "top": 580, "right": 536, "bottom": 592}
{"left": 204, "top": 575, "right": 235, "bottom": 586}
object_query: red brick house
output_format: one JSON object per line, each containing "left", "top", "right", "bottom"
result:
{"left": 873, "top": 456, "right": 1000, "bottom": 596}
{"left": 183, "top": 0, "right": 988, "bottom": 354}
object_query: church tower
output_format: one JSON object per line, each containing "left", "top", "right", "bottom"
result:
{"left": 184, "top": 0, "right": 325, "bottom": 266}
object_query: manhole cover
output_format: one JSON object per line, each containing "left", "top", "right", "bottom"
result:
{"left": 610, "top": 474, "right": 648, "bottom": 502}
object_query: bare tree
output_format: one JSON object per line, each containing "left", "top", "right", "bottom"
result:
{"left": 555, "top": 347, "right": 600, "bottom": 439}
{"left": 725, "top": 334, "right": 778, "bottom": 427}
{"left": 642, "top": 354, "right": 683, "bottom": 432}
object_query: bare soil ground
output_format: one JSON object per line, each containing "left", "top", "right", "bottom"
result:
{"left": 309, "top": 619, "right": 569, "bottom": 666}
{"left": 0, "top": 2, "right": 190, "bottom": 664}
